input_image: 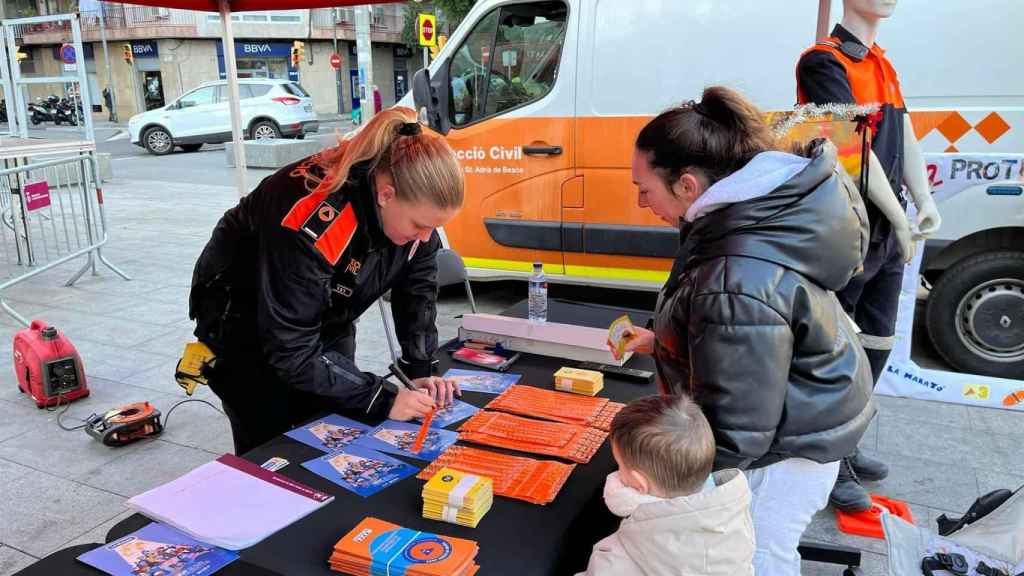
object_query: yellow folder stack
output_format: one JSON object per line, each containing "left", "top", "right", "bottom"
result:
{"left": 422, "top": 467, "right": 493, "bottom": 528}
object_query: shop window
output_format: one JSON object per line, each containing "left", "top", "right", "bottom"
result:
{"left": 448, "top": 1, "right": 567, "bottom": 127}
{"left": 270, "top": 15, "right": 302, "bottom": 23}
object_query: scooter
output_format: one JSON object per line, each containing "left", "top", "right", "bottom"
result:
{"left": 54, "top": 97, "right": 83, "bottom": 126}
{"left": 28, "top": 95, "right": 58, "bottom": 125}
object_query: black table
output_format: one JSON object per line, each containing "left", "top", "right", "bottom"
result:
{"left": 104, "top": 299, "right": 658, "bottom": 576}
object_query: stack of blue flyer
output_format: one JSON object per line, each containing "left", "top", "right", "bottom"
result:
{"left": 77, "top": 522, "right": 237, "bottom": 575}
{"left": 295, "top": 415, "right": 459, "bottom": 498}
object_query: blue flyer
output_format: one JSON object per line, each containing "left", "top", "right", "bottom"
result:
{"left": 352, "top": 420, "right": 458, "bottom": 462}
{"left": 302, "top": 444, "right": 418, "bottom": 498}
{"left": 418, "top": 399, "right": 480, "bottom": 428}
{"left": 443, "top": 368, "right": 521, "bottom": 394}
{"left": 285, "top": 414, "right": 372, "bottom": 453}
{"left": 77, "top": 521, "right": 238, "bottom": 576}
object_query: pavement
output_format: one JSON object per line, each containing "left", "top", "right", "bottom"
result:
{"left": 0, "top": 134, "right": 1020, "bottom": 576}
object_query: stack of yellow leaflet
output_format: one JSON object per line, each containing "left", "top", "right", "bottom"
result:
{"left": 422, "top": 467, "right": 493, "bottom": 528}
{"left": 554, "top": 367, "right": 604, "bottom": 396}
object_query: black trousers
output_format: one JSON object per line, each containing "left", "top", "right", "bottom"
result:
{"left": 837, "top": 231, "right": 905, "bottom": 385}
{"left": 210, "top": 336, "right": 356, "bottom": 455}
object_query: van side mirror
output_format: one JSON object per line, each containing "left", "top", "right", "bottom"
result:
{"left": 413, "top": 67, "right": 451, "bottom": 135}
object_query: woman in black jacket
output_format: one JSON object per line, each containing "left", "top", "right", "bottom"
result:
{"left": 618, "top": 86, "right": 875, "bottom": 575}
{"left": 191, "top": 107, "right": 463, "bottom": 454}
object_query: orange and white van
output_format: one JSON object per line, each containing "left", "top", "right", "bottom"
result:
{"left": 402, "top": 0, "right": 1023, "bottom": 377}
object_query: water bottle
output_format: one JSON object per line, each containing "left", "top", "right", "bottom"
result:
{"left": 528, "top": 261, "right": 548, "bottom": 322}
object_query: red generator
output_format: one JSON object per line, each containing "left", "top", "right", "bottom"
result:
{"left": 13, "top": 320, "right": 89, "bottom": 408}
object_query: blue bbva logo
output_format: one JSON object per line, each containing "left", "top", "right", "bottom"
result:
{"left": 243, "top": 44, "right": 272, "bottom": 54}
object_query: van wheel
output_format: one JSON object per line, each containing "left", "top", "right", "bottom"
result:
{"left": 927, "top": 251, "right": 1024, "bottom": 378}
{"left": 143, "top": 127, "right": 174, "bottom": 155}
{"left": 250, "top": 120, "right": 280, "bottom": 140}
{"left": 179, "top": 144, "right": 203, "bottom": 152}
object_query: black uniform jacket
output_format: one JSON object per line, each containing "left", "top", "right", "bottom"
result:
{"left": 189, "top": 153, "right": 440, "bottom": 417}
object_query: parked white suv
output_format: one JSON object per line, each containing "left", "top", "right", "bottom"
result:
{"left": 129, "top": 78, "right": 318, "bottom": 155}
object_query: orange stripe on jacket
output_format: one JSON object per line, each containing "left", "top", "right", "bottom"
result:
{"left": 314, "top": 203, "right": 358, "bottom": 265}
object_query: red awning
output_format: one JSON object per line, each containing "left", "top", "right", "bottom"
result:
{"left": 118, "top": 0, "right": 393, "bottom": 11}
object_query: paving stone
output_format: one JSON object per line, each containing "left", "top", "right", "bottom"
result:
{"left": 976, "top": 467, "right": 1024, "bottom": 495}
{"left": 58, "top": 508, "right": 135, "bottom": 550}
{"left": 75, "top": 440, "right": 218, "bottom": 498}
{"left": 130, "top": 326, "right": 194, "bottom": 358}
{"left": 968, "top": 404, "right": 1024, "bottom": 440}
{"left": 0, "top": 468, "right": 124, "bottom": 557}
{"left": 866, "top": 449, "right": 980, "bottom": 511}
{"left": 0, "top": 544, "right": 37, "bottom": 576}
{"left": 0, "top": 390, "right": 150, "bottom": 480}
{"left": 873, "top": 393, "right": 972, "bottom": 429}
{"left": 70, "top": 338, "right": 173, "bottom": 383}
{"left": 0, "top": 399, "right": 49, "bottom": 443}
{"left": 877, "top": 413, "right": 1024, "bottom": 476}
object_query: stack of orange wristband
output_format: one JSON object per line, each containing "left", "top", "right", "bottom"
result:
{"left": 417, "top": 445, "right": 575, "bottom": 505}
{"left": 485, "top": 385, "right": 625, "bottom": 431}
{"left": 457, "top": 411, "right": 607, "bottom": 464}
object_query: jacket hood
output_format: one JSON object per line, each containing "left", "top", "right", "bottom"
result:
{"left": 615, "top": 469, "right": 754, "bottom": 574}
{"left": 683, "top": 140, "right": 865, "bottom": 291}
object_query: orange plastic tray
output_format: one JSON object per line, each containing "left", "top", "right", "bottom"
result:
{"left": 458, "top": 411, "right": 608, "bottom": 464}
{"left": 417, "top": 445, "right": 576, "bottom": 505}
{"left": 835, "top": 494, "right": 913, "bottom": 539}
{"left": 486, "top": 385, "right": 625, "bottom": 431}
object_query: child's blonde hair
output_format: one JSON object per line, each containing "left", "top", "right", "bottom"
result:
{"left": 610, "top": 395, "right": 715, "bottom": 496}
{"left": 314, "top": 107, "right": 463, "bottom": 210}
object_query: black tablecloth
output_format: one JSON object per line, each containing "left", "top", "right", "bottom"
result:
{"left": 104, "top": 299, "right": 657, "bottom": 576}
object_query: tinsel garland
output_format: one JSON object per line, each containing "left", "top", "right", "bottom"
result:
{"left": 771, "top": 102, "right": 882, "bottom": 137}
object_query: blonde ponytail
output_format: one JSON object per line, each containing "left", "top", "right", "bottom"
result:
{"left": 314, "top": 107, "right": 463, "bottom": 210}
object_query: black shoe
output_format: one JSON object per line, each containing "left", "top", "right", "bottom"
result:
{"left": 830, "top": 457, "right": 872, "bottom": 513}
{"left": 850, "top": 449, "right": 889, "bottom": 482}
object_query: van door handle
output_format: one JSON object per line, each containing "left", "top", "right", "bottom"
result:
{"left": 523, "top": 145, "right": 562, "bottom": 156}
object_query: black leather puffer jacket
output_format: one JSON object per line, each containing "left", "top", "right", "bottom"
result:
{"left": 653, "top": 140, "right": 875, "bottom": 470}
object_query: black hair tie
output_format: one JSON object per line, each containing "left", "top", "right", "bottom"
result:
{"left": 398, "top": 122, "right": 422, "bottom": 136}
{"left": 690, "top": 101, "right": 709, "bottom": 118}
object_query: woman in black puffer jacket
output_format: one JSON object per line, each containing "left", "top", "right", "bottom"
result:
{"left": 619, "top": 86, "right": 875, "bottom": 576}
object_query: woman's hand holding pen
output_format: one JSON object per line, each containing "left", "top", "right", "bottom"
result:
{"left": 413, "top": 376, "right": 461, "bottom": 408}
{"left": 388, "top": 386, "right": 436, "bottom": 421}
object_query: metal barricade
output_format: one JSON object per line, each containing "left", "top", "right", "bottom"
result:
{"left": 0, "top": 152, "right": 129, "bottom": 325}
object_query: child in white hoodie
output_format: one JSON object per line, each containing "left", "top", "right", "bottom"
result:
{"left": 578, "top": 395, "right": 755, "bottom": 576}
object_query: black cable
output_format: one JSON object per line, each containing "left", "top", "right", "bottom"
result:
{"left": 47, "top": 393, "right": 89, "bottom": 431}
{"left": 161, "top": 398, "right": 225, "bottom": 433}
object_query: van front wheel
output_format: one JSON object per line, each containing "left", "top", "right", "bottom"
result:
{"left": 926, "top": 251, "right": 1024, "bottom": 378}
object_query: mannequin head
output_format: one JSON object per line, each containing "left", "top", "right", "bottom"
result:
{"left": 843, "top": 0, "right": 897, "bottom": 21}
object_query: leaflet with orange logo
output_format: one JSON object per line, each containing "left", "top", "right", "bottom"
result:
{"left": 330, "top": 517, "right": 479, "bottom": 576}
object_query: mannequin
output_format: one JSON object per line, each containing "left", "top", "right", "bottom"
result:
{"left": 796, "top": 0, "right": 943, "bottom": 513}
{"left": 842, "top": 0, "right": 942, "bottom": 258}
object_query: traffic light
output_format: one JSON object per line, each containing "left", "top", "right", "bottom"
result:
{"left": 291, "top": 41, "right": 305, "bottom": 66}
{"left": 429, "top": 34, "right": 447, "bottom": 60}
{"left": 15, "top": 48, "right": 28, "bottom": 61}
{"left": 122, "top": 43, "right": 133, "bottom": 65}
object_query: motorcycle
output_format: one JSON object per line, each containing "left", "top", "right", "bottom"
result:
{"left": 54, "top": 97, "right": 83, "bottom": 126}
{"left": 27, "top": 95, "right": 58, "bottom": 125}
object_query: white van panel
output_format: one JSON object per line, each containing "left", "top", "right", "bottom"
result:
{"left": 829, "top": 0, "right": 1024, "bottom": 108}
{"left": 579, "top": 0, "right": 818, "bottom": 116}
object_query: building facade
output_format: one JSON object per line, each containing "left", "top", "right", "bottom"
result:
{"left": 4, "top": 2, "right": 416, "bottom": 121}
